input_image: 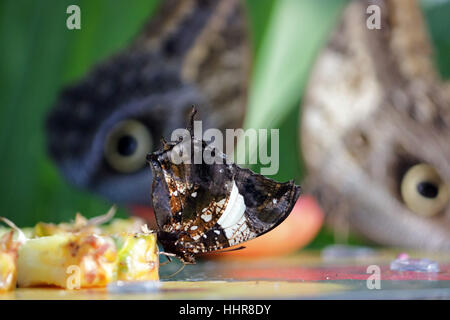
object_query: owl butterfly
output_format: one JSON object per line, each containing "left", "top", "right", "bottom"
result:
{"left": 148, "top": 109, "right": 301, "bottom": 263}
{"left": 46, "top": 0, "right": 249, "bottom": 205}
{"left": 301, "top": 0, "right": 450, "bottom": 249}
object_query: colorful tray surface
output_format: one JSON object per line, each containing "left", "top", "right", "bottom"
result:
{"left": 2, "top": 250, "right": 449, "bottom": 299}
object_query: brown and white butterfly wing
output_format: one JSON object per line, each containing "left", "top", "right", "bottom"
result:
{"left": 148, "top": 131, "right": 301, "bottom": 263}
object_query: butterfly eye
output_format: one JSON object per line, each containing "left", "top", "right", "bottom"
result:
{"left": 104, "top": 120, "right": 153, "bottom": 173}
{"left": 400, "top": 163, "right": 449, "bottom": 217}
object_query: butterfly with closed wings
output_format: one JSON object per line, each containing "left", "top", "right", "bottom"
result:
{"left": 147, "top": 109, "right": 301, "bottom": 264}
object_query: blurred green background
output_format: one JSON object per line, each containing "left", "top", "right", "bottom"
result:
{"left": 0, "top": 0, "right": 449, "bottom": 247}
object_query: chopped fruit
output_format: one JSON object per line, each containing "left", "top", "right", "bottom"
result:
{"left": 34, "top": 217, "right": 146, "bottom": 238}
{"left": 34, "top": 219, "right": 99, "bottom": 237}
{"left": 34, "top": 208, "right": 117, "bottom": 237}
{"left": 114, "top": 232, "right": 159, "bottom": 281}
{"left": 0, "top": 231, "right": 19, "bottom": 292}
{"left": 0, "top": 227, "right": 34, "bottom": 240}
{"left": 33, "top": 207, "right": 145, "bottom": 238}
{"left": 17, "top": 233, "right": 118, "bottom": 288}
{"left": 102, "top": 217, "right": 146, "bottom": 235}
{"left": 0, "top": 209, "right": 159, "bottom": 291}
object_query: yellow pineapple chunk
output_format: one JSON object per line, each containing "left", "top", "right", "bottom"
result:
{"left": 33, "top": 206, "right": 119, "bottom": 238}
{"left": 0, "top": 252, "right": 16, "bottom": 292}
{"left": 0, "top": 231, "right": 19, "bottom": 292}
{"left": 0, "top": 227, "right": 33, "bottom": 239}
{"left": 17, "top": 233, "right": 117, "bottom": 288}
{"left": 101, "top": 217, "right": 146, "bottom": 235}
{"left": 3, "top": 208, "right": 159, "bottom": 290}
{"left": 115, "top": 232, "right": 159, "bottom": 281}
{"left": 34, "top": 213, "right": 102, "bottom": 237}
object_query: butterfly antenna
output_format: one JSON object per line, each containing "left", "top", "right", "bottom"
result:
{"left": 187, "top": 106, "right": 197, "bottom": 137}
{"left": 158, "top": 251, "right": 174, "bottom": 266}
{"left": 163, "top": 261, "right": 186, "bottom": 279}
{"left": 159, "top": 260, "right": 171, "bottom": 267}
{"left": 158, "top": 251, "right": 187, "bottom": 279}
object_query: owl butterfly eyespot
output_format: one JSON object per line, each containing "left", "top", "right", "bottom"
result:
{"left": 104, "top": 120, "right": 153, "bottom": 173}
{"left": 401, "top": 163, "right": 449, "bottom": 217}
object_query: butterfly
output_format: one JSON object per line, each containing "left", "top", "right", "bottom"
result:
{"left": 300, "top": 0, "right": 450, "bottom": 249}
{"left": 147, "top": 109, "right": 301, "bottom": 263}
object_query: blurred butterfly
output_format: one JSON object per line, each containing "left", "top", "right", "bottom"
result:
{"left": 300, "top": 0, "right": 450, "bottom": 249}
{"left": 45, "top": 0, "right": 249, "bottom": 206}
{"left": 148, "top": 109, "right": 301, "bottom": 263}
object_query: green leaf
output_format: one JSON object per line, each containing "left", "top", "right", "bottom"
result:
{"left": 0, "top": 0, "right": 158, "bottom": 226}
{"left": 245, "top": 0, "right": 347, "bottom": 131}
{"left": 237, "top": 0, "right": 347, "bottom": 182}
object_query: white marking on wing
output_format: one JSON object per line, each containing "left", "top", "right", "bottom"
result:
{"left": 217, "top": 181, "right": 246, "bottom": 229}
{"left": 201, "top": 213, "right": 212, "bottom": 222}
{"left": 191, "top": 234, "right": 201, "bottom": 241}
{"left": 223, "top": 216, "right": 256, "bottom": 246}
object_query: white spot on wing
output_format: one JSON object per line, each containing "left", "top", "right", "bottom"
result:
{"left": 201, "top": 213, "right": 212, "bottom": 222}
{"left": 192, "top": 234, "right": 201, "bottom": 241}
{"left": 226, "top": 217, "right": 254, "bottom": 245}
{"left": 217, "top": 181, "right": 246, "bottom": 229}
